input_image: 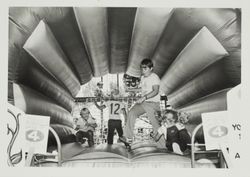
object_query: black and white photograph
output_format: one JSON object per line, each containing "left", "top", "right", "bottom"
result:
{"left": 1, "top": 0, "right": 250, "bottom": 175}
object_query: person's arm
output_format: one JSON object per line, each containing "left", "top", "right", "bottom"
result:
{"left": 90, "top": 122, "right": 97, "bottom": 128}
{"left": 94, "top": 99, "right": 106, "bottom": 110}
{"left": 87, "top": 116, "right": 98, "bottom": 128}
{"left": 73, "top": 118, "right": 80, "bottom": 130}
{"left": 120, "top": 107, "right": 127, "bottom": 125}
{"left": 87, "top": 122, "right": 97, "bottom": 129}
{"left": 137, "top": 84, "right": 159, "bottom": 103}
{"left": 144, "top": 84, "right": 159, "bottom": 100}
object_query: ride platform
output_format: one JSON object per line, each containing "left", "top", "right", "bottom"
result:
{"left": 36, "top": 140, "right": 218, "bottom": 168}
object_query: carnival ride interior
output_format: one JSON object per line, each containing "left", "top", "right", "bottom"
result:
{"left": 8, "top": 7, "right": 241, "bottom": 167}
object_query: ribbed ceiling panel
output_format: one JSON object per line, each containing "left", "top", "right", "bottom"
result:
{"left": 23, "top": 20, "right": 81, "bottom": 96}
{"left": 126, "top": 8, "right": 173, "bottom": 77}
{"left": 108, "top": 8, "right": 137, "bottom": 74}
{"left": 153, "top": 8, "right": 240, "bottom": 78}
{"left": 168, "top": 58, "right": 240, "bottom": 108}
{"left": 22, "top": 61, "right": 75, "bottom": 112}
{"left": 178, "top": 88, "right": 230, "bottom": 124}
{"left": 9, "top": 7, "right": 93, "bottom": 85}
{"left": 160, "top": 26, "right": 228, "bottom": 95}
{"left": 13, "top": 83, "right": 73, "bottom": 128}
{"left": 74, "top": 7, "right": 109, "bottom": 77}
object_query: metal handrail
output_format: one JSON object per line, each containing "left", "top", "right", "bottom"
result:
{"left": 190, "top": 123, "right": 231, "bottom": 168}
{"left": 48, "top": 127, "right": 62, "bottom": 166}
{"left": 191, "top": 123, "right": 203, "bottom": 168}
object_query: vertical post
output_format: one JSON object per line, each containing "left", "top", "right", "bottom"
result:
{"left": 25, "top": 147, "right": 35, "bottom": 167}
{"left": 49, "top": 127, "right": 62, "bottom": 167}
{"left": 117, "top": 74, "right": 119, "bottom": 93}
{"left": 100, "top": 77, "right": 104, "bottom": 143}
{"left": 191, "top": 123, "right": 203, "bottom": 168}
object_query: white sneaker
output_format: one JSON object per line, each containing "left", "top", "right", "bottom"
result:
{"left": 172, "top": 143, "right": 183, "bottom": 155}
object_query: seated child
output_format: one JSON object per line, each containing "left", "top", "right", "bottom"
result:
{"left": 158, "top": 109, "right": 191, "bottom": 155}
{"left": 74, "top": 107, "right": 97, "bottom": 147}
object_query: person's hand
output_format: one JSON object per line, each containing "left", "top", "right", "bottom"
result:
{"left": 73, "top": 118, "right": 78, "bottom": 123}
{"left": 75, "top": 125, "right": 80, "bottom": 130}
{"left": 90, "top": 123, "right": 97, "bottom": 128}
{"left": 136, "top": 96, "right": 146, "bottom": 104}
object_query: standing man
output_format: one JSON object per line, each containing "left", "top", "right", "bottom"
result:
{"left": 74, "top": 107, "right": 97, "bottom": 147}
{"left": 124, "top": 58, "right": 161, "bottom": 143}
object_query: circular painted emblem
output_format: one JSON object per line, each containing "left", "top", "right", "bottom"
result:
{"left": 25, "top": 130, "right": 44, "bottom": 142}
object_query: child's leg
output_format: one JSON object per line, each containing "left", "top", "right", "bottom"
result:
{"left": 107, "top": 119, "right": 115, "bottom": 144}
{"left": 116, "top": 120, "right": 123, "bottom": 137}
{"left": 124, "top": 104, "right": 145, "bottom": 139}
{"left": 75, "top": 131, "right": 83, "bottom": 142}
{"left": 141, "top": 102, "right": 161, "bottom": 131}
{"left": 76, "top": 131, "right": 88, "bottom": 144}
{"left": 87, "top": 130, "right": 94, "bottom": 147}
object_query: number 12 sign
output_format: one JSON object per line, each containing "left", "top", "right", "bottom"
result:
{"left": 24, "top": 114, "right": 50, "bottom": 154}
{"left": 202, "top": 111, "right": 229, "bottom": 150}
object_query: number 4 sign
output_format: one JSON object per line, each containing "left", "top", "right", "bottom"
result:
{"left": 26, "top": 130, "right": 45, "bottom": 142}
{"left": 24, "top": 114, "right": 50, "bottom": 154}
{"left": 209, "top": 125, "right": 228, "bottom": 138}
{"left": 202, "top": 111, "right": 229, "bottom": 150}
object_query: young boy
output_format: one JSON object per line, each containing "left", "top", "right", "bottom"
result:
{"left": 95, "top": 89, "right": 127, "bottom": 144}
{"left": 74, "top": 107, "right": 97, "bottom": 147}
{"left": 123, "top": 58, "right": 161, "bottom": 144}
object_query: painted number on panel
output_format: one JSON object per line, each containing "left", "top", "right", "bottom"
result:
{"left": 26, "top": 130, "right": 44, "bottom": 142}
{"left": 209, "top": 126, "right": 228, "bottom": 138}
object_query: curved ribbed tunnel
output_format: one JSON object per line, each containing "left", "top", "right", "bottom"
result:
{"left": 8, "top": 7, "right": 241, "bottom": 146}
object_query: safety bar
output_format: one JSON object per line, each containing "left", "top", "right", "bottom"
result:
{"left": 190, "top": 123, "right": 231, "bottom": 168}
{"left": 48, "top": 127, "right": 62, "bottom": 166}
{"left": 191, "top": 123, "right": 203, "bottom": 168}
{"left": 25, "top": 127, "right": 62, "bottom": 167}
